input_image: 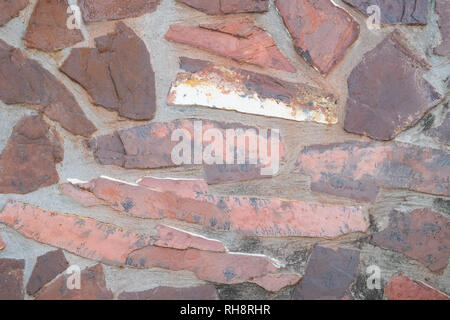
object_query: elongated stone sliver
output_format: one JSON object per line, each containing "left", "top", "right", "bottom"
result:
{"left": 434, "top": 0, "right": 450, "bottom": 56}
{"left": 119, "top": 285, "right": 218, "bottom": 300}
{"left": 168, "top": 57, "right": 338, "bottom": 124}
{"left": 0, "top": 234, "right": 5, "bottom": 250}
{"left": 177, "top": 0, "right": 269, "bottom": 15}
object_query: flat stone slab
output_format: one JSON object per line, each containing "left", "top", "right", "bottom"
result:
{"left": 119, "top": 285, "right": 218, "bottom": 300}
{"left": 177, "top": 0, "right": 268, "bottom": 15}
{"left": 165, "top": 19, "right": 295, "bottom": 73}
{"left": 168, "top": 57, "right": 338, "bottom": 124}
{"left": 0, "top": 0, "right": 28, "bottom": 26}
{"left": 276, "top": 0, "right": 359, "bottom": 75}
{"left": 344, "top": 31, "right": 441, "bottom": 140}
{"left": 385, "top": 274, "right": 450, "bottom": 300}
{"left": 0, "top": 40, "right": 96, "bottom": 137}
{"left": 61, "top": 22, "right": 156, "bottom": 120}
{"left": 0, "top": 258, "right": 25, "bottom": 300}
{"left": 434, "top": 0, "right": 450, "bottom": 56}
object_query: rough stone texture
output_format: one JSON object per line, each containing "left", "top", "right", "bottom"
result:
{"left": 60, "top": 22, "right": 156, "bottom": 120}
{"left": 26, "top": 249, "right": 69, "bottom": 296}
{"left": 345, "top": 31, "right": 441, "bottom": 140}
{"left": 0, "top": 258, "right": 25, "bottom": 300}
{"left": 250, "top": 273, "right": 301, "bottom": 292}
{"left": 0, "top": 0, "right": 28, "bottom": 26}
{"left": 35, "top": 264, "right": 113, "bottom": 300}
{"left": 77, "top": 0, "right": 161, "bottom": 23}
{"left": 427, "top": 112, "right": 450, "bottom": 145}
{"left": 385, "top": 274, "right": 450, "bottom": 300}
{"left": 86, "top": 119, "right": 286, "bottom": 184}
{"left": 0, "top": 40, "right": 96, "bottom": 137}
{"left": 165, "top": 19, "right": 295, "bottom": 73}
{"left": 434, "top": 0, "right": 450, "bottom": 56}
{"left": 371, "top": 209, "right": 450, "bottom": 272}
{"left": 342, "top": 0, "right": 429, "bottom": 25}
{"left": 292, "top": 246, "right": 360, "bottom": 300}
{"left": 0, "top": 115, "right": 63, "bottom": 194}
{"left": 168, "top": 57, "right": 338, "bottom": 124}
{"left": 177, "top": 0, "right": 268, "bottom": 15}
{"left": 23, "top": 0, "right": 84, "bottom": 52}
{"left": 118, "top": 285, "right": 218, "bottom": 300}
{"left": 276, "top": 0, "right": 359, "bottom": 75}
{"left": 295, "top": 141, "right": 450, "bottom": 202}
{"left": 65, "top": 176, "right": 368, "bottom": 238}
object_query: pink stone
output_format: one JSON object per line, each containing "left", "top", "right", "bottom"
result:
{"left": 385, "top": 274, "right": 449, "bottom": 300}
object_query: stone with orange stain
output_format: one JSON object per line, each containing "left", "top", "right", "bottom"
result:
{"left": 118, "top": 284, "right": 218, "bottom": 300}
{"left": 295, "top": 141, "right": 450, "bottom": 202}
{"left": 385, "top": 274, "right": 449, "bottom": 300}
{"left": 65, "top": 176, "right": 368, "bottom": 238}
{"left": 165, "top": 19, "right": 295, "bottom": 73}
{"left": 177, "top": 0, "right": 268, "bottom": 15}
{"left": 0, "top": 234, "right": 5, "bottom": 250}
{"left": 276, "top": 0, "right": 359, "bottom": 75}
{"left": 371, "top": 209, "right": 450, "bottom": 272}
{"left": 250, "top": 273, "right": 301, "bottom": 292}
{"left": 0, "top": 0, "right": 28, "bottom": 26}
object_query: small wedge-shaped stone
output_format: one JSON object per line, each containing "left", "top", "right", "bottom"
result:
{"left": 342, "top": 0, "right": 428, "bottom": 25}
{"left": 119, "top": 285, "right": 218, "bottom": 300}
{"left": 371, "top": 209, "right": 450, "bottom": 272}
{"left": 0, "top": 40, "right": 96, "bottom": 137}
{"left": 345, "top": 31, "right": 441, "bottom": 140}
{"left": 177, "top": 0, "right": 268, "bottom": 15}
{"left": 276, "top": 0, "right": 359, "bottom": 75}
{"left": 26, "top": 249, "right": 69, "bottom": 296}
{"left": 0, "top": 115, "right": 63, "bottom": 194}
{"left": 0, "top": 258, "right": 25, "bottom": 300}
{"left": 434, "top": 0, "right": 450, "bottom": 56}
{"left": 385, "top": 274, "right": 449, "bottom": 300}
{"left": 295, "top": 141, "right": 450, "bottom": 201}
{"left": 60, "top": 22, "right": 156, "bottom": 120}
{"left": 35, "top": 264, "right": 113, "bottom": 300}
{"left": 0, "top": 0, "right": 28, "bottom": 26}
{"left": 0, "top": 234, "right": 5, "bottom": 250}
{"left": 77, "top": 0, "right": 161, "bottom": 23}
{"left": 165, "top": 19, "right": 295, "bottom": 73}
{"left": 168, "top": 57, "right": 338, "bottom": 124}
{"left": 24, "top": 0, "right": 84, "bottom": 52}
{"left": 64, "top": 176, "right": 367, "bottom": 238}
{"left": 427, "top": 112, "right": 450, "bottom": 145}
{"left": 292, "top": 246, "right": 360, "bottom": 300}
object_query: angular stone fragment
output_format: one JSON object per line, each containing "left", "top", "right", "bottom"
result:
{"left": 0, "top": 40, "right": 96, "bottom": 137}
{"left": 65, "top": 176, "right": 367, "bottom": 238}
{"left": 295, "top": 141, "right": 450, "bottom": 201}
{"left": 77, "top": 0, "right": 161, "bottom": 23}
{"left": 434, "top": 0, "right": 450, "bottom": 56}
{"left": 165, "top": 19, "right": 295, "bottom": 73}
{"left": 427, "top": 112, "right": 450, "bottom": 145}
{"left": 118, "top": 285, "right": 218, "bottom": 300}
{"left": 276, "top": 0, "right": 359, "bottom": 75}
{"left": 177, "top": 0, "right": 268, "bottom": 15}
{"left": 86, "top": 119, "right": 286, "bottom": 183}
{"left": 0, "top": 115, "right": 63, "bottom": 194}
{"left": 371, "top": 209, "right": 450, "bottom": 272}
{"left": 292, "top": 246, "right": 360, "bottom": 300}
{"left": 24, "top": 0, "right": 84, "bottom": 52}
{"left": 345, "top": 31, "right": 441, "bottom": 140}
{"left": 0, "top": 234, "right": 5, "bottom": 250}
{"left": 250, "top": 273, "right": 301, "bottom": 292}
{"left": 385, "top": 274, "right": 450, "bottom": 300}
{"left": 60, "top": 22, "right": 156, "bottom": 120}
{"left": 0, "top": 0, "right": 28, "bottom": 26}
{"left": 168, "top": 57, "right": 338, "bottom": 124}
{"left": 26, "top": 249, "right": 69, "bottom": 296}
{"left": 0, "top": 258, "right": 25, "bottom": 300}
{"left": 35, "top": 264, "right": 113, "bottom": 300}
{"left": 342, "top": 0, "right": 428, "bottom": 25}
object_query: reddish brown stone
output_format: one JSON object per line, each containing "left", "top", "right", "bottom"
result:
{"left": 165, "top": 19, "right": 295, "bottom": 73}
{"left": 0, "top": 0, "right": 28, "bottom": 26}
{"left": 342, "top": 0, "right": 428, "bottom": 25}
{"left": 371, "top": 209, "right": 450, "bottom": 272}
{"left": 26, "top": 249, "right": 69, "bottom": 296}
{"left": 292, "top": 246, "right": 360, "bottom": 300}
{"left": 0, "top": 115, "right": 63, "bottom": 194}
{"left": 65, "top": 176, "right": 367, "bottom": 238}
{"left": 250, "top": 273, "right": 301, "bottom": 292}
{"left": 24, "top": 0, "right": 84, "bottom": 52}
{"left": 428, "top": 112, "right": 450, "bottom": 145}
{"left": 0, "top": 234, "right": 5, "bottom": 250}
{"left": 35, "top": 264, "right": 113, "bottom": 300}
{"left": 385, "top": 274, "right": 449, "bottom": 300}
{"left": 177, "top": 0, "right": 268, "bottom": 15}
{"left": 345, "top": 31, "right": 441, "bottom": 140}
{"left": 77, "top": 0, "right": 161, "bottom": 23}
{"left": 60, "top": 22, "right": 156, "bottom": 120}
{"left": 0, "top": 40, "right": 96, "bottom": 137}
{"left": 118, "top": 285, "right": 218, "bottom": 300}
{"left": 276, "top": 0, "right": 359, "bottom": 75}
{"left": 0, "top": 258, "right": 25, "bottom": 300}
{"left": 295, "top": 141, "right": 450, "bottom": 201}
{"left": 434, "top": 0, "right": 450, "bottom": 56}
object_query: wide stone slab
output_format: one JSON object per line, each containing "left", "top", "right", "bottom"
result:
{"left": 119, "top": 285, "right": 218, "bottom": 300}
{"left": 0, "top": 258, "right": 25, "bottom": 300}
{"left": 434, "top": 0, "right": 450, "bottom": 56}
{"left": 385, "top": 274, "right": 449, "bottom": 300}
{"left": 0, "top": 0, "right": 28, "bottom": 26}
{"left": 177, "top": 0, "right": 268, "bottom": 15}
{"left": 168, "top": 57, "right": 338, "bottom": 124}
